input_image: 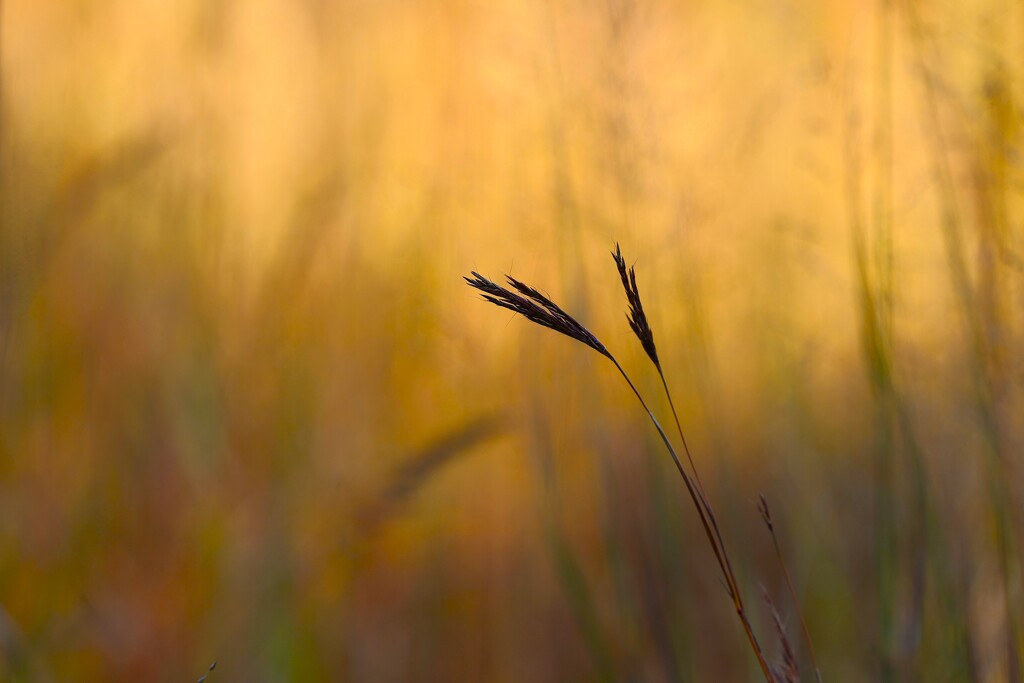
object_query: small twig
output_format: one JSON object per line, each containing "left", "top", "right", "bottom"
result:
{"left": 197, "top": 661, "right": 217, "bottom": 683}
{"left": 760, "top": 495, "right": 822, "bottom": 683}
{"left": 763, "top": 585, "right": 801, "bottom": 683}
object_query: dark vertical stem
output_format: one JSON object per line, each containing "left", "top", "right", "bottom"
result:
{"left": 657, "top": 370, "right": 706, "bottom": 498}
{"left": 762, "top": 497, "right": 823, "bottom": 683}
{"left": 654, "top": 366, "right": 741, "bottom": 642}
{"left": 606, "top": 354, "right": 774, "bottom": 683}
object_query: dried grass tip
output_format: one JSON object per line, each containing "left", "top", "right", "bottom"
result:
{"left": 464, "top": 271, "right": 609, "bottom": 357}
{"left": 611, "top": 244, "right": 660, "bottom": 370}
{"left": 762, "top": 587, "right": 801, "bottom": 683}
{"left": 759, "top": 494, "right": 774, "bottom": 532}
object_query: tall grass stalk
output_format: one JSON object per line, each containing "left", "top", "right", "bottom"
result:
{"left": 465, "top": 266, "right": 775, "bottom": 681}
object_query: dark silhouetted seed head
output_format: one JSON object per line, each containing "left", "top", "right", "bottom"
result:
{"left": 465, "top": 272, "right": 609, "bottom": 357}
{"left": 612, "top": 244, "right": 660, "bottom": 370}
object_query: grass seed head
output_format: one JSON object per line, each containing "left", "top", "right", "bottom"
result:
{"left": 464, "top": 271, "right": 610, "bottom": 357}
{"left": 611, "top": 244, "right": 661, "bottom": 371}
{"left": 763, "top": 587, "right": 801, "bottom": 683}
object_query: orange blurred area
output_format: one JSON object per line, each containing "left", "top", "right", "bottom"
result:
{"left": 1, "top": 0, "right": 1023, "bottom": 680}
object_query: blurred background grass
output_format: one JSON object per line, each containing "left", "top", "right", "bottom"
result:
{"left": 0, "top": 0, "right": 1022, "bottom": 680}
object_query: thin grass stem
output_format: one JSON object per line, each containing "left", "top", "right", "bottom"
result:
{"left": 761, "top": 495, "right": 822, "bottom": 683}
{"left": 466, "top": 265, "right": 776, "bottom": 682}
{"left": 608, "top": 356, "right": 774, "bottom": 683}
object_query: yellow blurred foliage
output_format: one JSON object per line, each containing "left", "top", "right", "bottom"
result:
{"left": 1, "top": 0, "right": 1023, "bottom": 680}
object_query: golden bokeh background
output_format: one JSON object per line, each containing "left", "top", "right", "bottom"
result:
{"left": 1, "top": 0, "right": 1023, "bottom": 680}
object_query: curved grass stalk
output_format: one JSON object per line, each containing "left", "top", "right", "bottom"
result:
{"left": 465, "top": 267, "right": 775, "bottom": 682}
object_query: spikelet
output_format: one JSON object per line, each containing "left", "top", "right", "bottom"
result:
{"left": 464, "top": 271, "right": 609, "bottom": 357}
{"left": 611, "top": 243, "right": 660, "bottom": 371}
